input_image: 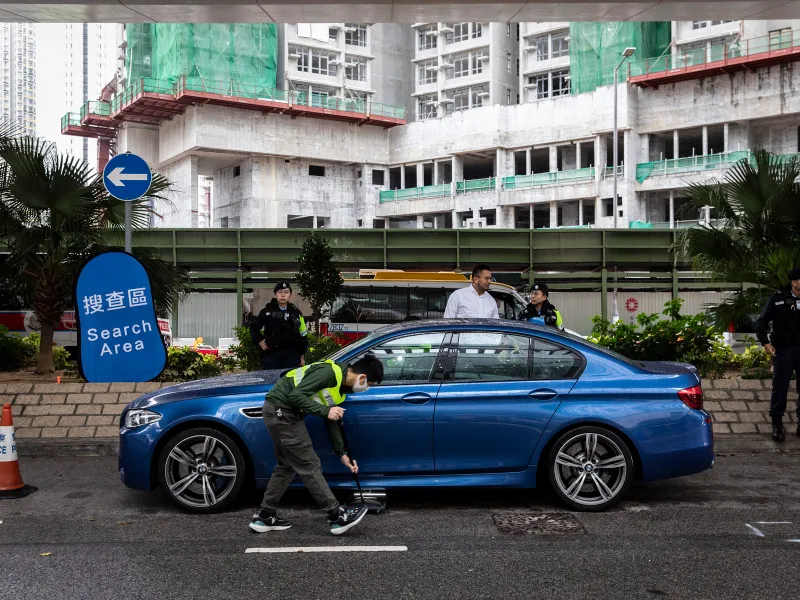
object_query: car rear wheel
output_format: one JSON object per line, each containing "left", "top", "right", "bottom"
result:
{"left": 548, "top": 426, "right": 633, "bottom": 512}
{"left": 157, "top": 427, "right": 246, "bottom": 514}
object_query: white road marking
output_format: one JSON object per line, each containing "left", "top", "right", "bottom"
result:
{"left": 246, "top": 546, "right": 408, "bottom": 554}
{"left": 787, "top": 539, "right": 800, "bottom": 543}
{"left": 745, "top": 524, "right": 765, "bottom": 537}
{"left": 756, "top": 521, "right": 792, "bottom": 525}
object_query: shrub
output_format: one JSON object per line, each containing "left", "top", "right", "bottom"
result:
{"left": 589, "top": 299, "right": 727, "bottom": 378}
{"left": 0, "top": 325, "right": 37, "bottom": 371}
{"left": 159, "top": 346, "right": 222, "bottom": 382}
{"left": 228, "top": 325, "right": 261, "bottom": 372}
{"left": 305, "top": 333, "right": 347, "bottom": 364}
{"left": 732, "top": 344, "right": 773, "bottom": 380}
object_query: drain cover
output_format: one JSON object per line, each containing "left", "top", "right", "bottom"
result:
{"left": 492, "top": 512, "right": 586, "bottom": 535}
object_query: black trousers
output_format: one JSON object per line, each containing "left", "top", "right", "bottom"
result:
{"left": 260, "top": 348, "right": 302, "bottom": 370}
{"left": 770, "top": 343, "right": 800, "bottom": 422}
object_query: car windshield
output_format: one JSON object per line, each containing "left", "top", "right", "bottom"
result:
{"left": 327, "top": 331, "right": 383, "bottom": 361}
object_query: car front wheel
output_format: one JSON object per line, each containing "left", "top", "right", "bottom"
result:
{"left": 548, "top": 426, "right": 633, "bottom": 512}
{"left": 157, "top": 427, "right": 246, "bottom": 514}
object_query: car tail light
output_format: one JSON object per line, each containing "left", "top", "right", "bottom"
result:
{"left": 679, "top": 385, "right": 703, "bottom": 410}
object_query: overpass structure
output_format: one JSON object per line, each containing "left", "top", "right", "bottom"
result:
{"left": 1, "top": 1, "right": 797, "bottom": 23}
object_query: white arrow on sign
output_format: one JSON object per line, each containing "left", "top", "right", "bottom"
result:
{"left": 107, "top": 167, "right": 149, "bottom": 187}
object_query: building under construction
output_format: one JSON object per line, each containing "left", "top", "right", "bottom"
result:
{"left": 62, "top": 19, "right": 800, "bottom": 230}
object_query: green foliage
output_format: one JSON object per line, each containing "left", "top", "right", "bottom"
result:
{"left": 296, "top": 232, "right": 343, "bottom": 330}
{"left": 675, "top": 149, "right": 800, "bottom": 329}
{"left": 229, "top": 325, "right": 261, "bottom": 372}
{"left": 732, "top": 344, "right": 773, "bottom": 380}
{"left": 159, "top": 346, "right": 223, "bottom": 382}
{"left": 589, "top": 299, "right": 726, "bottom": 378}
{"left": 304, "top": 333, "right": 347, "bottom": 364}
{"left": 0, "top": 327, "right": 71, "bottom": 371}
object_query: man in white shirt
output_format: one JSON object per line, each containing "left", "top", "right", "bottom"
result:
{"left": 443, "top": 264, "right": 500, "bottom": 319}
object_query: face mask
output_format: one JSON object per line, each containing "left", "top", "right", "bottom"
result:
{"left": 352, "top": 376, "right": 370, "bottom": 393}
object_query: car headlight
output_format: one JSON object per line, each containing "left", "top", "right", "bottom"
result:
{"left": 125, "top": 409, "right": 162, "bottom": 429}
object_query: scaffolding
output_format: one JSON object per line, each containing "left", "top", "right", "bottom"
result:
{"left": 569, "top": 22, "right": 671, "bottom": 95}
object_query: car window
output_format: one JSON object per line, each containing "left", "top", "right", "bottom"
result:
{"left": 352, "top": 332, "right": 447, "bottom": 385}
{"left": 532, "top": 337, "right": 583, "bottom": 380}
{"left": 450, "top": 331, "right": 530, "bottom": 382}
{"left": 488, "top": 290, "right": 522, "bottom": 319}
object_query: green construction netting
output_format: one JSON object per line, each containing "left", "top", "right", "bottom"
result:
{"left": 569, "top": 22, "right": 671, "bottom": 95}
{"left": 126, "top": 23, "right": 277, "bottom": 95}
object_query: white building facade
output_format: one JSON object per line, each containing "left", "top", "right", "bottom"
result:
{"left": 1, "top": 23, "right": 36, "bottom": 137}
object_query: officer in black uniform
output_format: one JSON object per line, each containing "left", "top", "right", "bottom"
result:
{"left": 519, "top": 283, "right": 564, "bottom": 330}
{"left": 250, "top": 281, "right": 309, "bottom": 370}
{"left": 755, "top": 266, "right": 800, "bottom": 441}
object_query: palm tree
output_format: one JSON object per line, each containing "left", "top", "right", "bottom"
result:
{"left": 0, "top": 130, "right": 191, "bottom": 373}
{"left": 676, "top": 149, "right": 800, "bottom": 329}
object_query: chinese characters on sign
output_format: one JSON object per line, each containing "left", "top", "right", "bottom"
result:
{"left": 0, "top": 429, "right": 17, "bottom": 461}
{"left": 83, "top": 288, "right": 148, "bottom": 315}
{"left": 76, "top": 252, "right": 167, "bottom": 382}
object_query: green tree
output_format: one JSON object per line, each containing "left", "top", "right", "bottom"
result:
{"left": 675, "top": 149, "right": 800, "bottom": 330}
{"left": 0, "top": 130, "right": 191, "bottom": 373}
{"left": 296, "top": 232, "right": 343, "bottom": 332}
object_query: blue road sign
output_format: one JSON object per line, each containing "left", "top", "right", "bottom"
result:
{"left": 103, "top": 153, "right": 152, "bottom": 201}
{"left": 75, "top": 251, "right": 167, "bottom": 383}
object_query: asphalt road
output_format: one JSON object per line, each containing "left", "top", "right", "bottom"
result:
{"left": 1, "top": 452, "right": 799, "bottom": 600}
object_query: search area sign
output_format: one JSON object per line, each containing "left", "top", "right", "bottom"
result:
{"left": 75, "top": 251, "right": 167, "bottom": 383}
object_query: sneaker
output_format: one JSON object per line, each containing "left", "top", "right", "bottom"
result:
{"left": 329, "top": 505, "right": 368, "bottom": 536}
{"left": 249, "top": 510, "right": 292, "bottom": 533}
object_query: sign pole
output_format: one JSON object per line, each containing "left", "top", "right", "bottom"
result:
{"left": 125, "top": 201, "right": 132, "bottom": 253}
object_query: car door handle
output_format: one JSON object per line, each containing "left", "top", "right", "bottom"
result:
{"left": 401, "top": 392, "right": 432, "bottom": 405}
{"left": 529, "top": 389, "right": 558, "bottom": 400}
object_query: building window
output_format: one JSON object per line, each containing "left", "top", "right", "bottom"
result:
{"left": 506, "top": 89, "right": 511, "bottom": 104}
{"left": 297, "top": 47, "right": 337, "bottom": 76}
{"left": 516, "top": 23, "right": 520, "bottom": 42}
{"left": 507, "top": 23, "right": 511, "bottom": 38}
{"left": 692, "top": 20, "right": 734, "bottom": 29}
{"left": 770, "top": 28, "right": 792, "bottom": 50}
{"left": 604, "top": 199, "right": 613, "bottom": 217}
{"left": 516, "top": 58, "right": 520, "bottom": 76}
{"left": 536, "top": 35, "right": 549, "bottom": 61}
{"left": 552, "top": 69, "right": 570, "bottom": 96}
{"left": 530, "top": 73, "right": 549, "bottom": 99}
{"left": 552, "top": 31, "right": 569, "bottom": 58}
{"left": 418, "top": 27, "right": 437, "bottom": 50}
{"left": 372, "top": 169, "right": 385, "bottom": 185}
{"left": 220, "top": 217, "right": 229, "bottom": 228}
{"left": 472, "top": 23, "right": 482, "bottom": 39}
{"left": 419, "top": 94, "right": 437, "bottom": 120}
{"left": 328, "top": 28, "right": 338, "bottom": 43}
{"left": 453, "top": 88, "right": 469, "bottom": 111}
{"left": 233, "top": 166, "right": 240, "bottom": 177}
{"left": 516, "top": 93, "right": 520, "bottom": 104}
{"left": 472, "top": 86, "right": 486, "bottom": 108}
{"left": 507, "top": 52, "right": 512, "bottom": 73}
{"left": 345, "top": 24, "right": 367, "bottom": 47}
{"left": 452, "top": 51, "right": 483, "bottom": 78}
{"left": 345, "top": 56, "right": 368, "bottom": 81}
{"left": 309, "top": 165, "right": 326, "bottom": 176}
{"left": 418, "top": 59, "right": 438, "bottom": 84}
{"left": 453, "top": 22, "right": 469, "bottom": 43}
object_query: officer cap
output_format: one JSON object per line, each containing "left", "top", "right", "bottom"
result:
{"left": 789, "top": 267, "right": 800, "bottom": 282}
{"left": 273, "top": 280, "right": 292, "bottom": 293}
{"left": 529, "top": 282, "right": 549, "bottom": 296}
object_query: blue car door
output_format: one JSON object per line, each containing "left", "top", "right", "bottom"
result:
{"left": 433, "top": 331, "right": 581, "bottom": 472}
{"left": 308, "top": 331, "right": 447, "bottom": 476}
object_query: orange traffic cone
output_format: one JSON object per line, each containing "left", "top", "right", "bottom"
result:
{"left": 0, "top": 403, "right": 37, "bottom": 499}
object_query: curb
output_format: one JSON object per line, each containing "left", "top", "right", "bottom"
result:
{"left": 18, "top": 438, "right": 119, "bottom": 458}
{"left": 14, "top": 435, "right": 800, "bottom": 459}
{"left": 714, "top": 434, "right": 800, "bottom": 454}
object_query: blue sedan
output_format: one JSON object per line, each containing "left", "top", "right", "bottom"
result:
{"left": 118, "top": 319, "right": 714, "bottom": 513}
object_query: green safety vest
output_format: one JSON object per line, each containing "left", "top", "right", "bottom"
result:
{"left": 287, "top": 359, "right": 346, "bottom": 407}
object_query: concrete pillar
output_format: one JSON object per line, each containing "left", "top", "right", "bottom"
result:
{"left": 578, "top": 199, "right": 584, "bottom": 226}
{"left": 549, "top": 146, "right": 558, "bottom": 172}
{"left": 702, "top": 126, "right": 709, "bottom": 156}
{"left": 433, "top": 216, "right": 440, "bottom": 229}
{"left": 673, "top": 130, "right": 680, "bottom": 159}
{"left": 669, "top": 190, "right": 675, "bottom": 229}
{"left": 596, "top": 135, "right": 608, "bottom": 182}
{"left": 433, "top": 160, "right": 440, "bottom": 185}
{"left": 670, "top": 22, "right": 678, "bottom": 63}
{"left": 525, "top": 148, "right": 532, "bottom": 175}
{"left": 724, "top": 123, "right": 730, "bottom": 153}
{"left": 159, "top": 154, "right": 199, "bottom": 228}
{"left": 400, "top": 165, "right": 406, "bottom": 189}
{"left": 576, "top": 142, "right": 582, "bottom": 170}
{"left": 416, "top": 163, "right": 424, "bottom": 188}
{"left": 550, "top": 201, "right": 558, "bottom": 228}
{"left": 495, "top": 148, "right": 504, "bottom": 191}
{"left": 452, "top": 209, "right": 460, "bottom": 229}
{"left": 313, "top": 216, "right": 319, "bottom": 229}
{"left": 451, "top": 154, "right": 464, "bottom": 196}
{"left": 417, "top": 215, "right": 425, "bottom": 229}
{"left": 529, "top": 204, "right": 534, "bottom": 229}
{"left": 595, "top": 196, "right": 602, "bottom": 225}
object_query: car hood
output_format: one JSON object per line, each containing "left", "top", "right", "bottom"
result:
{"left": 129, "top": 370, "right": 285, "bottom": 409}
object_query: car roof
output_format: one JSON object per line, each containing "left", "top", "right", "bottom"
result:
{"left": 369, "top": 318, "right": 571, "bottom": 338}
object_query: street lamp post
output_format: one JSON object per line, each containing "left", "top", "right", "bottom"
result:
{"left": 613, "top": 47, "right": 636, "bottom": 230}
{"left": 612, "top": 47, "right": 635, "bottom": 323}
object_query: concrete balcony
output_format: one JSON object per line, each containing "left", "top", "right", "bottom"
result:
{"left": 635, "top": 151, "right": 749, "bottom": 191}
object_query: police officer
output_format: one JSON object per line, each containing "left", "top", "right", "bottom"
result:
{"left": 519, "top": 283, "right": 564, "bottom": 330}
{"left": 755, "top": 267, "right": 800, "bottom": 441}
{"left": 250, "top": 281, "right": 308, "bottom": 370}
{"left": 248, "top": 354, "right": 384, "bottom": 536}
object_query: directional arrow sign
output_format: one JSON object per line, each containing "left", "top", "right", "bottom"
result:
{"left": 103, "top": 153, "right": 152, "bottom": 201}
